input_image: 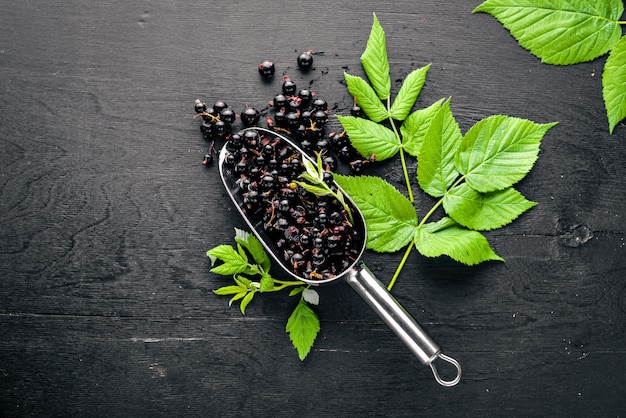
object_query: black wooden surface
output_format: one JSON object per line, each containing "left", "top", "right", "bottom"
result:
{"left": 1, "top": 1, "right": 625, "bottom": 416}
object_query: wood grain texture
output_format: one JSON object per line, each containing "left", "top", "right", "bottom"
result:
{"left": 1, "top": 0, "right": 625, "bottom": 416}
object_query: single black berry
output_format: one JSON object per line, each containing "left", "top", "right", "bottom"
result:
{"left": 258, "top": 60, "right": 275, "bottom": 78}
{"left": 241, "top": 107, "right": 260, "bottom": 126}
{"left": 297, "top": 50, "right": 314, "bottom": 70}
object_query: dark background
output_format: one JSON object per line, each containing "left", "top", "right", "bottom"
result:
{"left": 1, "top": 0, "right": 625, "bottom": 416}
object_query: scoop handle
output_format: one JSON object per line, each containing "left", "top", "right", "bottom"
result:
{"left": 346, "top": 262, "right": 461, "bottom": 387}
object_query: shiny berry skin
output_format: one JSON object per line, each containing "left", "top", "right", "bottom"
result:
{"left": 258, "top": 60, "right": 275, "bottom": 78}
{"left": 194, "top": 99, "right": 207, "bottom": 113}
{"left": 219, "top": 108, "right": 236, "bottom": 125}
{"left": 297, "top": 51, "right": 313, "bottom": 70}
{"left": 312, "top": 98, "right": 328, "bottom": 112}
{"left": 241, "top": 107, "right": 260, "bottom": 126}
{"left": 351, "top": 104, "right": 363, "bottom": 117}
{"left": 202, "top": 153, "right": 213, "bottom": 165}
{"left": 282, "top": 77, "right": 297, "bottom": 96}
{"left": 298, "top": 89, "right": 312, "bottom": 104}
{"left": 273, "top": 94, "right": 287, "bottom": 110}
{"left": 213, "top": 100, "right": 228, "bottom": 114}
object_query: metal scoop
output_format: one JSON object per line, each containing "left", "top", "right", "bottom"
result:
{"left": 218, "top": 127, "right": 461, "bottom": 387}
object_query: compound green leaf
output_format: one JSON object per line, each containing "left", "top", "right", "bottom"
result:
{"left": 344, "top": 72, "right": 389, "bottom": 122}
{"left": 336, "top": 115, "right": 399, "bottom": 161}
{"left": 443, "top": 183, "right": 537, "bottom": 231}
{"left": 286, "top": 299, "right": 320, "bottom": 361}
{"left": 603, "top": 35, "right": 626, "bottom": 134}
{"left": 400, "top": 98, "right": 446, "bottom": 157}
{"left": 473, "top": 0, "right": 623, "bottom": 65}
{"left": 334, "top": 174, "right": 418, "bottom": 253}
{"left": 415, "top": 217, "right": 504, "bottom": 265}
{"left": 417, "top": 99, "right": 462, "bottom": 197}
{"left": 390, "top": 64, "right": 431, "bottom": 121}
{"left": 361, "top": 13, "right": 391, "bottom": 100}
{"left": 455, "top": 115, "right": 557, "bottom": 193}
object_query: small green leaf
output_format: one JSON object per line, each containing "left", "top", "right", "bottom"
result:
{"left": 286, "top": 299, "right": 320, "bottom": 361}
{"left": 473, "top": 0, "right": 623, "bottom": 65}
{"left": 390, "top": 64, "right": 431, "bottom": 121}
{"left": 293, "top": 181, "right": 333, "bottom": 197}
{"left": 239, "top": 291, "right": 255, "bottom": 315}
{"left": 361, "top": 13, "right": 391, "bottom": 100}
{"left": 259, "top": 272, "right": 275, "bottom": 292}
{"left": 289, "top": 287, "right": 305, "bottom": 297}
{"left": 335, "top": 174, "right": 418, "bottom": 252}
{"left": 455, "top": 115, "right": 557, "bottom": 193}
{"left": 229, "top": 291, "right": 247, "bottom": 307}
{"left": 443, "top": 183, "right": 537, "bottom": 231}
{"left": 603, "top": 35, "right": 626, "bottom": 134}
{"left": 344, "top": 72, "right": 389, "bottom": 123}
{"left": 415, "top": 217, "right": 504, "bottom": 265}
{"left": 207, "top": 245, "right": 251, "bottom": 276}
{"left": 336, "top": 115, "right": 399, "bottom": 161}
{"left": 401, "top": 99, "right": 446, "bottom": 157}
{"left": 417, "top": 99, "right": 462, "bottom": 197}
{"left": 235, "top": 234, "right": 271, "bottom": 273}
{"left": 213, "top": 285, "right": 244, "bottom": 296}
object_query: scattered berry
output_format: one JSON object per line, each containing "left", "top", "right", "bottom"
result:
{"left": 258, "top": 60, "right": 275, "bottom": 78}
{"left": 297, "top": 50, "right": 314, "bottom": 70}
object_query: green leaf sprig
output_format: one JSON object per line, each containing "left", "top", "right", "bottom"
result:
{"left": 473, "top": 0, "right": 626, "bottom": 134}
{"left": 335, "top": 14, "right": 557, "bottom": 289}
{"left": 208, "top": 228, "right": 320, "bottom": 360}
{"left": 292, "top": 152, "right": 354, "bottom": 224}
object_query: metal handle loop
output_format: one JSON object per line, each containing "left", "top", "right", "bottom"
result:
{"left": 429, "top": 352, "right": 462, "bottom": 387}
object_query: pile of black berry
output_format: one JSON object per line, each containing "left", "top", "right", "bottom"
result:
{"left": 192, "top": 54, "right": 374, "bottom": 279}
{"left": 220, "top": 128, "right": 365, "bottom": 281}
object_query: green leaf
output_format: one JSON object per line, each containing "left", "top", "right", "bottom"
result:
{"left": 213, "top": 285, "right": 244, "bottom": 296}
{"left": 229, "top": 291, "right": 247, "bottom": 307}
{"left": 455, "top": 115, "right": 557, "bottom": 193}
{"left": 417, "top": 99, "right": 463, "bottom": 197}
{"left": 235, "top": 234, "right": 271, "bottom": 273}
{"left": 293, "top": 181, "right": 333, "bottom": 197}
{"left": 239, "top": 291, "right": 255, "bottom": 315}
{"left": 415, "top": 217, "right": 504, "bottom": 265}
{"left": 603, "top": 35, "right": 626, "bottom": 134}
{"left": 335, "top": 174, "right": 418, "bottom": 252}
{"left": 289, "top": 287, "right": 305, "bottom": 297}
{"left": 390, "top": 64, "right": 431, "bottom": 121}
{"left": 336, "top": 115, "right": 399, "bottom": 161}
{"left": 361, "top": 13, "right": 391, "bottom": 100}
{"left": 401, "top": 99, "right": 446, "bottom": 157}
{"left": 206, "top": 245, "right": 251, "bottom": 276}
{"left": 472, "top": 0, "right": 623, "bottom": 65}
{"left": 259, "top": 272, "right": 275, "bottom": 292}
{"left": 443, "top": 183, "right": 537, "bottom": 231}
{"left": 286, "top": 299, "right": 320, "bottom": 361}
{"left": 344, "top": 72, "right": 389, "bottom": 123}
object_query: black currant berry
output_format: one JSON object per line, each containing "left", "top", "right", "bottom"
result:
{"left": 219, "top": 108, "right": 236, "bottom": 125}
{"left": 194, "top": 99, "right": 207, "bottom": 114}
{"left": 241, "top": 107, "right": 260, "bottom": 126}
{"left": 258, "top": 60, "right": 275, "bottom": 78}
{"left": 297, "top": 50, "right": 314, "bottom": 70}
{"left": 213, "top": 100, "right": 228, "bottom": 114}
{"left": 282, "top": 77, "right": 297, "bottom": 96}
{"left": 273, "top": 94, "right": 287, "bottom": 110}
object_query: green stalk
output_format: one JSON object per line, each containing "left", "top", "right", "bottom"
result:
{"left": 387, "top": 241, "right": 414, "bottom": 291}
{"left": 386, "top": 99, "right": 414, "bottom": 203}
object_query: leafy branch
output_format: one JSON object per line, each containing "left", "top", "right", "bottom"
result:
{"left": 208, "top": 228, "right": 320, "bottom": 360}
{"left": 292, "top": 152, "right": 354, "bottom": 223}
{"left": 335, "top": 14, "right": 557, "bottom": 289}
{"left": 473, "top": 0, "right": 626, "bottom": 134}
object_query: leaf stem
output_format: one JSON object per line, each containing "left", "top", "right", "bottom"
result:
{"left": 387, "top": 240, "right": 414, "bottom": 291}
{"left": 386, "top": 100, "right": 414, "bottom": 202}
{"left": 272, "top": 279, "right": 306, "bottom": 291}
